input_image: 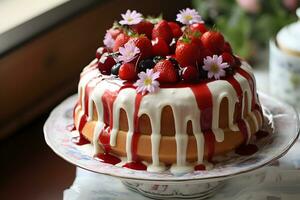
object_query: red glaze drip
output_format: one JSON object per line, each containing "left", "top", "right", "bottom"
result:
{"left": 99, "top": 125, "right": 112, "bottom": 152}
{"left": 72, "top": 135, "right": 90, "bottom": 145}
{"left": 194, "top": 164, "right": 206, "bottom": 171}
{"left": 237, "top": 119, "right": 249, "bottom": 143}
{"left": 255, "top": 130, "right": 269, "bottom": 140}
{"left": 203, "top": 130, "right": 215, "bottom": 161}
{"left": 237, "top": 68, "right": 255, "bottom": 110}
{"left": 123, "top": 161, "right": 147, "bottom": 170}
{"left": 235, "top": 144, "right": 258, "bottom": 156}
{"left": 131, "top": 93, "right": 143, "bottom": 161}
{"left": 95, "top": 153, "right": 121, "bottom": 165}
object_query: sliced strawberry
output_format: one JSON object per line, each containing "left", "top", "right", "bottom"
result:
{"left": 223, "top": 42, "right": 233, "bottom": 53}
{"left": 153, "top": 60, "right": 178, "bottom": 83}
{"left": 168, "top": 22, "right": 183, "bottom": 38}
{"left": 201, "top": 31, "right": 225, "bottom": 54}
{"left": 108, "top": 28, "right": 123, "bottom": 40}
{"left": 221, "top": 52, "right": 235, "bottom": 66}
{"left": 96, "top": 47, "right": 109, "bottom": 59}
{"left": 118, "top": 63, "right": 137, "bottom": 81}
{"left": 181, "top": 66, "right": 199, "bottom": 82}
{"left": 189, "top": 23, "right": 207, "bottom": 34}
{"left": 152, "top": 37, "right": 169, "bottom": 57}
{"left": 152, "top": 20, "right": 173, "bottom": 44}
{"left": 113, "top": 33, "right": 130, "bottom": 52}
{"left": 175, "top": 38, "right": 201, "bottom": 67}
{"left": 131, "top": 20, "right": 154, "bottom": 39}
{"left": 132, "top": 35, "right": 152, "bottom": 59}
{"left": 97, "top": 53, "right": 116, "bottom": 75}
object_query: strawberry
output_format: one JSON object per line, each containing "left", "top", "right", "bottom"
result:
{"left": 175, "top": 38, "right": 201, "bottom": 67}
{"left": 131, "top": 20, "right": 154, "bottom": 39}
{"left": 96, "top": 47, "right": 109, "bottom": 59}
{"left": 132, "top": 35, "right": 152, "bottom": 59}
{"left": 152, "top": 20, "right": 173, "bottom": 44}
{"left": 97, "top": 53, "right": 116, "bottom": 75}
{"left": 197, "top": 48, "right": 212, "bottom": 65}
{"left": 168, "top": 22, "right": 183, "bottom": 38}
{"left": 108, "top": 28, "right": 122, "bottom": 40}
{"left": 223, "top": 42, "right": 233, "bottom": 53}
{"left": 189, "top": 23, "right": 207, "bottom": 34}
{"left": 201, "top": 31, "right": 225, "bottom": 54}
{"left": 221, "top": 52, "right": 235, "bottom": 66}
{"left": 113, "top": 33, "right": 130, "bottom": 52}
{"left": 118, "top": 63, "right": 137, "bottom": 80}
{"left": 181, "top": 66, "right": 199, "bottom": 82}
{"left": 152, "top": 37, "right": 169, "bottom": 56}
{"left": 153, "top": 60, "right": 178, "bottom": 83}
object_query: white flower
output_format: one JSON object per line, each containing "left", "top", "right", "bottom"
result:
{"left": 176, "top": 8, "right": 203, "bottom": 25}
{"left": 117, "top": 40, "right": 140, "bottom": 63}
{"left": 103, "top": 31, "right": 115, "bottom": 49}
{"left": 202, "top": 55, "right": 229, "bottom": 80}
{"left": 119, "top": 10, "right": 143, "bottom": 25}
{"left": 134, "top": 69, "right": 160, "bottom": 95}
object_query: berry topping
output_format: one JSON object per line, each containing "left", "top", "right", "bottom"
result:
{"left": 118, "top": 63, "right": 137, "bottom": 80}
{"left": 153, "top": 59, "right": 178, "bottom": 83}
{"left": 96, "top": 47, "right": 109, "bottom": 59}
{"left": 131, "top": 20, "right": 154, "bottom": 39}
{"left": 97, "top": 53, "right": 116, "bottom": 75}
{"left": 175, "top": 37, "right": 201, "bottom": 67}
{"left": 182, "top": 66, "right": 199, "bottom": 82}
{"left": 152, "top": 37, "right": 169, "bottom": 57}
{"left": 152, "top": 20, "right": 173, "bottom": 44}
{"left": 221, "top": 52, "right": 235, "bottom": 66}
{"left": 132, "top": 35, "right": 152, "bottom": 59}
{"left": 153, "top": 56, "right": 164, "bottom": 64}
{"left": 223, "top": 42, "right": 233, "bottom": 53}
{"left": 113, "top": 33, "right": 130, "bottom": 52}
{"left": 168, "top": 22, "right": 183, "bottom": 38}
{"left": 189, "top": 22, "right": 207, "bottom": 35}
{"left": 201, "top": 31, "right": 225, "bottom": 54}
{"left": 138, "top": 59, "right": 156, "bottom": 72}
{"left": 111, "top": 62, "right": 122, "bottom": 75}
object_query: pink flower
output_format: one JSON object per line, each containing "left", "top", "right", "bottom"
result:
{"left": 236, "top": 0, "right": 260, "bottom": 13}
{"left": 117, "top": 40, "right": 140, "bottom": 63}
{"left": 103, "top": 31, "right": 115, "bottom": 49}
{"left": 202, "top": 55, "right": 229, "bottom": 80}
{"left": 134, "top": 69, "right": 160, "bottom": 95}
{"left": 119, "top": 10, "right": 143, "bottom": 25}
{"left": 176, "top": 8, "right": 203, "bottom": 25}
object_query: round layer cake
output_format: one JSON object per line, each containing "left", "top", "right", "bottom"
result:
{"left": 72, "top": 9, "right": 263, "bottom": 173}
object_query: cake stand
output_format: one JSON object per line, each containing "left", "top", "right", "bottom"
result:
{"left": 44, "top": 92, "right": 299, "bottom": 199}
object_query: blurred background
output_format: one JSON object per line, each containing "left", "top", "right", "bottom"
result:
{"left": 0, "top": 0, "right": 299, "bottom": 199}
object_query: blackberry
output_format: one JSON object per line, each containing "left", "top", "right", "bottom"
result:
{"left": 111, "top": 62, "right": 122, "bottom": 75}
{"left": 138, "top": 59, "right": 155, "bottom": 72}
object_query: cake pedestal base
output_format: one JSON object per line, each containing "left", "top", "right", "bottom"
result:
{"left": 121, "top": 179, "right": 224, "bottom": 199}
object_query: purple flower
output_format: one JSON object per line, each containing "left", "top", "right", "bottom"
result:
{"left": 176, "top": 8, "right": 203, "bottom": 25}
{"left": 119, "top": 10, "right": 143, "bottom": 25}
{"left": 103, "top": 31, "right": 115, "bottom": 49}
{"left": 202, "top": 55, "right": 229, "bottom": 80}
{"left": 117, "top": 40, "right": 140, "bottom": 63}
{"left": 134, "top": 69, "right": 160, "bottom": 95}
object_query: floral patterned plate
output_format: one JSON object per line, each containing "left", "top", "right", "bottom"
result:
{"left": 44, "top": 92, "right": 299, "bottom": 199}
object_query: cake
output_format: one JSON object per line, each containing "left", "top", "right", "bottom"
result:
{"left": 72, "top": 8, "right": 263, "bottom": 174}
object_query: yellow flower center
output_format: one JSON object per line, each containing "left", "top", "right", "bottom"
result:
{"left": 184, "top": 15, "right": 193, "bottom": 21}
{"left": 210, "top": 64, "right": 220, "bottom": 73}
{"left": 127, "top": 17, "right": 133, "bottom": 22}
{"left": 144, "top": 77, "right": 152, "bottom": 86}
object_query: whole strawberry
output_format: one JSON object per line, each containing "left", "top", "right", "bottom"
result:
{"left": 175, "top": 37, "right": 201, "bottom": 67}
{"left": 152, "top": 37, "right": 169, "bottom": 57}
{"left": 153, "top": 59, "right": 178, "bottom": 83}
{"left": 97, "top": 53, "right": 116, "bottom": 75}
{"left": 189, "top": 23, "right": 207, "bottom": 35}
{"left": 131, "top": 20, "right": 154, "bottom": 39}
{"left": 168, "top": 22, "right": 183, "bottom": 38}
{"left": 201, "top": 31, "right": 225, "bottom": 54}
{"left": 132, "top": 35, "right": 152, "bottom": 59}
{"left": 223, "top": 42, "right": 233, "bottom": 54}
{"left": 113, "top": 33, "right": 130, "bottom": 52}
{"left": 118, "top": 63, "right": 137, "bottom": 81}
{"left": 221, "top": 52, "right": 235, "bottom": 66}
{"left": 181, "top": 66, "right": 199, "bottom": 82}
{"left": 152, "top": 20, "right": 173, "bottom": 44}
